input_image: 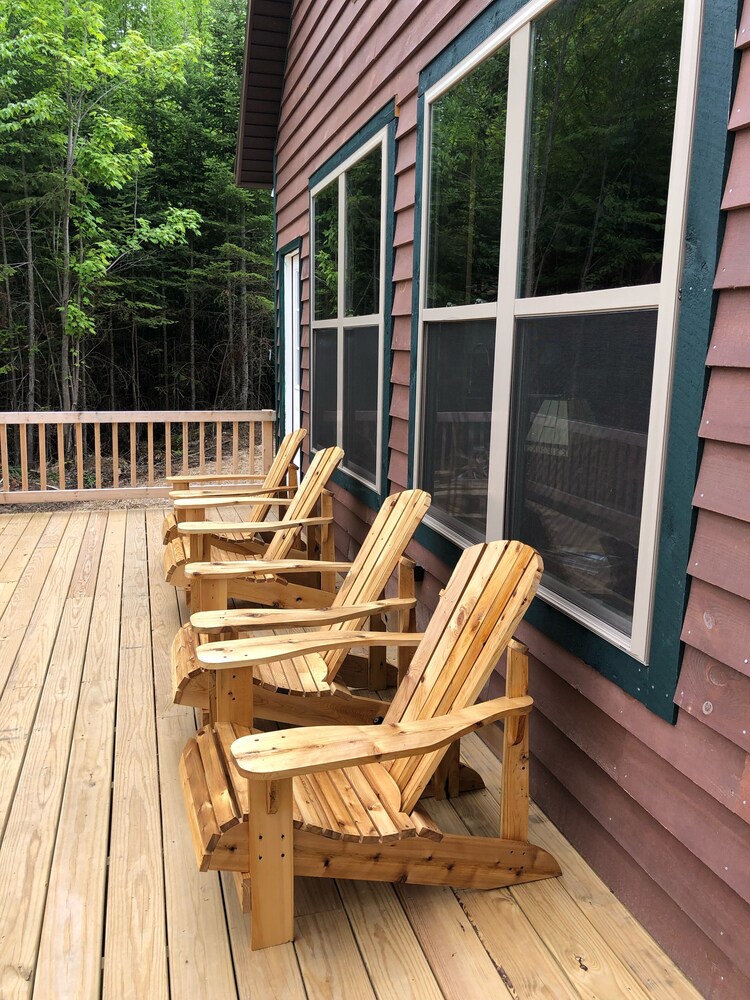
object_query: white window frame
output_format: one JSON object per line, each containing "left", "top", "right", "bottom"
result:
{"left": 310, "top": 129, "right": 388, "bottom": 493}
{"left": 414, "top": 0, "right": 704, "bottom": 661}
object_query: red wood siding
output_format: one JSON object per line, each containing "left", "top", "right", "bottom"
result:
{"left": 270, "top": 1, "right": 749, "bottom": 996}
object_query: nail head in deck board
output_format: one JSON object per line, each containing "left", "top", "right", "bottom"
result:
{"left": 103, "top": 511, "right": 168, "bottom": 1000}
{"left": 293, "top": 909, "right": 378, "bottom": 1000}
{"left": 455, "top": 740, "right": 703, "bottom": 1000}
{"left": 31, "top": 512, "right": 126, "bottom": 1000}
{"left": 529, "top": 712, "right": 750, "bottom": 978}
{"left": 0, "top": 513, "right": 106, "bottom": 1000}
{"left": 530, "top": 754, "right": 750, "bottom": 1000}
{"left": 145, "top": 510, "right": 241, "bottom": 996}
{"left": 395, "top": 881, "right": 515, "bottom": 1000}
{"left": 674, "top": 646, "right": 750, "bottom": 753}
{"left": 335, "top": 880, "right": 444, "bottom": 1000}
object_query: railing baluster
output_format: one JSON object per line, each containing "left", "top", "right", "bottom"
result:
{"left": 0, "top": 424, "right": 8, "bottom": 492}
{"left": 147, "top": 422, "right": 154, "bottom": 485}
{"left": 75, "top": 423, "right": 84, "bottom": 490}
{"left": 39, "top": 424, "right": 47, "bottom": 490}
{"left": 94, "top": 423, "right": 102, "bottom": 488}
{"left": 112, "top": 423, "right": 119, "bottom": 488}
{"left": 0, "top": 409, "right": 275, "bottom": 501}
{"left": 249, "top": 421, "right": 256, "bottom": 473}
{"left": 19, "top": 425, "right": 29, "bottom": 491}
{"left": 57, "top": 423, "right": 65, "bottom": 490}
{"left": 165, "top": 421, "right": 171, "bottom": 479}
{"left": 130, "top": 421, "right": 137, "bottom": 488}
{"left": 262, "top": 418, "right": 272, "bottom": 472}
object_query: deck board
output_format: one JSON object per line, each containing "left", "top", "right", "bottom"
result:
{"left": 0, "top": 508, "right": 702, "bottom": 1000}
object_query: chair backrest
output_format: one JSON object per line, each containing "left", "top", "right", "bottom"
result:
{"left": 263, "top": 446, "right": 344, "bottom": 560}
{"left": 383, "top": 540, "right": 542, "bottom": 813}
{"left": 236, "top": 428, "right": 307, "bottom": 526}
{"left": 320, "top": 489, "right": 431, "bottom": 679}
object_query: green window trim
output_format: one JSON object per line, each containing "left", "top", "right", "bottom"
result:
{"left": 407, "top": 0, "right": 738, "bottom": 721}
{"left": 306, "top": 101, "right": 398, "bottom": 509}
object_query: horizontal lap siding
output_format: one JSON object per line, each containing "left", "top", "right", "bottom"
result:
{"left": 276, "top": 0, "right": 487, "bottom": 481}
{"left": 268, "top": 1, "right": 749, "bottom": 996}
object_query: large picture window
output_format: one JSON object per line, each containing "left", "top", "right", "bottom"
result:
{"left": 416, "top": 0, "right": 702, "bottom": 661}
{"left": 311, "top": 135, "right": 387, "bottom": 490}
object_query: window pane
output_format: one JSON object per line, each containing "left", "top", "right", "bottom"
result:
{"left": 314, "top": 182, "right": 339, "bottom": 320}
{"left": 521, "top": 0, "right": 683, "bottom": 297}
{"left": 343, "top": 327, "right": 379, "bottom": 482}
{"left": 312, "top": 329, "right": 337, "bottom": 449}
{"left": 427, "top": 46, "right": 510, "bottom": 308}
{"left": 421, "top": 320, "right": 495, "bottom": 541}
{"left": 345, "top": 149, "right": 382, "bottom": 317}
{"left": 507, "top": 311, "right": 657, "bottom": 634}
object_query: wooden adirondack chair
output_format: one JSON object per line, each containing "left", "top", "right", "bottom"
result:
{"left": 179, "top": 540, "right": 561, "bottom": 951}
{"left": 173, "top": 489, "right": 431, "bottom": 721}
{"left": 161, "top": 428, "right": 306, "bottom": 545}
{"left": 163, "top": 445, "right": 343, "bottom": 592}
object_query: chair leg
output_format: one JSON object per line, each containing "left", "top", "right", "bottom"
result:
{"left": 248, "top": 777, "right": 294, "bottom": 950}
{"left": 501, "top": 639, "right": 530, "bottom": 842}
{"left": 397, "top": 558, "right": 417, "bottom": 686}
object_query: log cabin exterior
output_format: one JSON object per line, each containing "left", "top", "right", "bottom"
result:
{"left": 236, "top": 1, "right": 750, "bottom": 996}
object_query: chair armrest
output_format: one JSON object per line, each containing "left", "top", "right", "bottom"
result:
{"left": 190, "top": 597, "right": 417, "bottom": 633}
{"left": 170, "top": 490, "right": 295, "bottom": 503}
{"left": 196, "top": 629, "right": 424, "bottom": 667}
{"left": 185, "top": 559, "right": 352, "bottom": 580}
{"left": 166, "top": 472, "right": 267, "bottom": 485}
{"left": 178, "top": 515, "right": 332, "bottom": 536}
{"left": 231, "top": 696, "right": 533, "bottom": 779}
{"left": 174, "top": 490, "right": 294, "bottom": 509}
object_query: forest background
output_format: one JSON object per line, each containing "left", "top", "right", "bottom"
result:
{"left": 0, "top": 0, "right": 274, "bottom": 416}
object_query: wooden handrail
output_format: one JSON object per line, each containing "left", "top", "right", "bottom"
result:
{"left": 0, "top": 410, "right": 276, "bottom": 505}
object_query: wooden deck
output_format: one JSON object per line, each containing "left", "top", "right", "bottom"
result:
{"left": 0, "top": 507, "right": 702, "bottom": 1000}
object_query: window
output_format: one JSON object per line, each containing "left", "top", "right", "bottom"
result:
{"left": 415, "top": 0, "right": 703, "bottom": 661}
{"left": 311, "top": 134, "right": 387, "bottom": 490}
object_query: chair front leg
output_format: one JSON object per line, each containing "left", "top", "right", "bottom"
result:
{"left": 248, "top": 777, "right": 294, "bottom": 950}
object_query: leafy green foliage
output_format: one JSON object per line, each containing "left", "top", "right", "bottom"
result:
{"left": 0, "top": 0, "right": 275, "bottom": 412}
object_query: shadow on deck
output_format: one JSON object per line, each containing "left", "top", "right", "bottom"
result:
{"left": 0, "top": 507, "right": 699, "bottom": 999}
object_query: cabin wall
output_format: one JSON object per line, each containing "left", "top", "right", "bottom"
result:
{"left": 273, "top": 1, "right": 750, "bottom": 996}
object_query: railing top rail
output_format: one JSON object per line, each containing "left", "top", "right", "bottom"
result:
{"left": 0, "top": 410, "right": 275, "bottom": 425}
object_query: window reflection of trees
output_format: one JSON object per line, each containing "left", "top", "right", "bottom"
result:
{"left": 522, "top": 0, "right": 683, "bottom": 296}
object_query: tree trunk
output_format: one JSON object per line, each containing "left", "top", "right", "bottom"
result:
{"left": 0, "top": 206, "right": 18, "bottom": 412}
{"left": 21, "top": 160, "right": 36, "bottom": 411}
{"left": 239, "top": 209, "right": 249, "bottom": 407}
{"left": 189, "top": 245, "right": 196, "bottom": 409}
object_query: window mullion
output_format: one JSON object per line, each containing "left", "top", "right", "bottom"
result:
{"left": 486, "top": 22, "right": 532, "bottom": 541}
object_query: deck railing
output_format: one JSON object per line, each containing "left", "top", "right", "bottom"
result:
{"left": 0, "top": 410, "right": 276, "bottom": 504}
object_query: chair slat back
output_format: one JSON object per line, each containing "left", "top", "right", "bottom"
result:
{"left": 321, "top": 490, "right": 431, "bottom": 679}
{"left": 234, "top": 428, "right": 307, "bottom": 526}
{"left": 384, "top": 540, "right": 542, "bottom": 813}
{"left": 263, "top": 447, "right": 344, "bottom": 560}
